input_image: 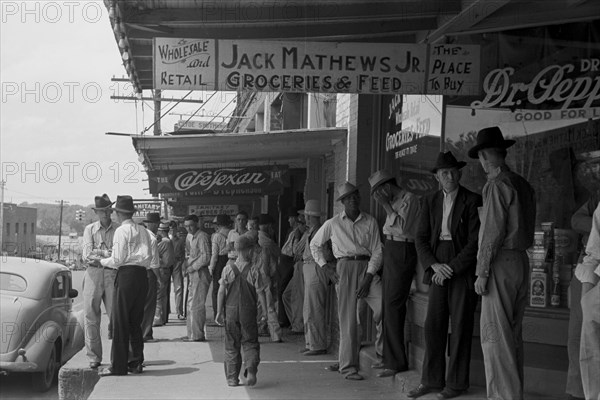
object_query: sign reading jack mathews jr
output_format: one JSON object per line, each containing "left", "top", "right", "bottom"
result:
{"left": 154, "top": 38, "right": 480, "bottom": 95}
{"left": 148, "top": 165, "right": 290, "bottom": 197}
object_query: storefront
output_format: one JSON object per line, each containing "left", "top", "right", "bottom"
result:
{"left": 366, "top": 20, "right": 600, "bottom": 397}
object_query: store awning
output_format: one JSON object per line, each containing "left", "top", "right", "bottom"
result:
{"left": 132, "top": 127, "right": 347, "bottom": 170}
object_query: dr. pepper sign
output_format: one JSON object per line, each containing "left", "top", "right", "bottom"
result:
{"left": 148, "top": 165, "right": 290, "bottom": 197}
{"left": 153, "top": 38, "right": 480, "bottom": 96}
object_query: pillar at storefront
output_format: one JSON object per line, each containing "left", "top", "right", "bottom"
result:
{"left": 305, "top": 158, "right": 324, "bottom": 206}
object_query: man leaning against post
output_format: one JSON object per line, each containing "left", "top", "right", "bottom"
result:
{"left": 469, "top": 127, "right": 536, "bottom": 400}
{"left": 97, "top": 195, "right": 155, "bottom": 376}
{"left": 369, "top": 169, "right": 420, "bottom": 378}
{"left": 408, "top": 152, "right": 481, "bottom": 399}
{"left": 81, "top": 194, "right": 117, "bottom": 369}
{"left": 184, "top": 214, "right": 211, "bottom": 341}
{"left": 310, "top": 182, "right": 383, "bottom": 381}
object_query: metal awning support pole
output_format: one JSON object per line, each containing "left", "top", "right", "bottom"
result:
{"left": 154, "top": 89, "right": 162, "bottom": 136}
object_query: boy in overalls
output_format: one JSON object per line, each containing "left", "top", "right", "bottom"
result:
{"left": 216, "top": 235, "right": 267, "bottom": 387}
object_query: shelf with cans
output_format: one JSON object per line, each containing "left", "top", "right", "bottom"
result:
{"left": 528, "top": 222, "right": 579, "bottom": 309}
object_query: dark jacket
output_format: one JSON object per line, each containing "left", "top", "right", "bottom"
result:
{"left": 415, "top": 185, "right": 482, "bottom": 287}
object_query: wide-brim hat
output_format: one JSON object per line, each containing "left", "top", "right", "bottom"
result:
{"left": 467, "top": 126, "right": 516, "bottom": 159}
{"left": 158, "top": 221, "right": 171, "bottom": 231}
{"left": 431, "top": 151, "right": 467, "bottom": 173}
{"left": 336, "top": 181, "right": 360, "bottom": 201}
{"left": 300, "top": 199, "right": 324, "bottom": 217}
{"left": 144, "top": 212, "right": 161, "bottom": 224}
{"left": 215, "top": 214, "right": 232, "bottom": 227}
{"left": 112, "top": 195, "right": 137, "bottom": 213}
{"left": 368, "top": 170, "right": 396, "bottom": 194}
{"left": 92, "top": 194, "right": 114, "bottom": 210}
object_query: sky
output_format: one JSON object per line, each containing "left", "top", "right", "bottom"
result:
{"left": 0, "top": 1, "right": 233, "bottom": 206}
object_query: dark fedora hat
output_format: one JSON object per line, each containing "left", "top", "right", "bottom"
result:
{"left": 431, "top": 151, "right": 467, "bottom": 173}
{"left": 467, "top": 126, "right": 516, "bottom": 159}
{"left": 144, "top": 212, "right": 161, "bottom": 224}
{"left": 215, "top": 214, "right": 232, "bottom": 227}
{"left": 92, "top": 194, "right": 114, "bottom": 210}
{"left": 112, "top": 195, "right": 137, "bottom": 213}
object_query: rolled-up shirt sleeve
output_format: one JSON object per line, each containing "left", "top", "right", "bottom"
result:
{"left": 575, "top": 204, "right": 600, "bottom": 285}
{"left": 476, "top": 180, "right": 513, "bottom": 277}
{"left": 310, "top": 221, "right": 332, "bottom": 268}
{"left": 82, "top": 224, "right": 94, "bottom": 260}
{"left": 101, "top": 228, "right": 128, "bottom": 269}
{"left": 366, "top": 219, "right": 383, "bottom": 275}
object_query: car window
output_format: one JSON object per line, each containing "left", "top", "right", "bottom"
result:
{"left": 0, "top": 272, "right": 27, "bottom": 292}
{"left": 51, "top": 274, "right": 67, "bottom": 298}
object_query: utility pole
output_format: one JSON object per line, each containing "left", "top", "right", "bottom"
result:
{"left": 0, "top": 181, "right": 5, "bottom": 254}
{"left": 55, "top": 200, "right": 68, "bottom": 261}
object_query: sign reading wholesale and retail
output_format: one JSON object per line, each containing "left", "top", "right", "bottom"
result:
{"left": 149, "top": 165, "right": 289, "bottom": 197}
{"left": 153, "top": 38, "right": 480, "bottom": 95}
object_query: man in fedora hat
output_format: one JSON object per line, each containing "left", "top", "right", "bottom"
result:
{"left": 97, "top": 195, "right": 157, "bottom": 376}
{"left": 310, "top": 182, "right": 383, "bottom": 380}
{"left": 298, "top": 200, "right": 333, "bottom": 356}
{"left": 154, "top": 221, "right": 175, "bottom": 326}
{"left": 468, "top": 127, "right": 536, "bottom": 400}
{"left": 407, "top": 152, "right": 481, "bottom": 399}
{"left": 141, "top": 212, "right": 163, "bottom": 341}
{"left": 81, "top": 194, "right": 117, "bottom": 369}
{"left": 208, "top": 214, "right": 232, "bottom": 324}
{"left": 368, "top": 169, "right": 420, "bottom": 378}
{"left": 184, "top": 214, "right": 212, "bottom": 341}
{"left": 282, "top": 210, "right": 307, "bottom": 334}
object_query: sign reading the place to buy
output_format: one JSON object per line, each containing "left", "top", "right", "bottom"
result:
{"left": 153, "top": 38, "right": 480, "bottom": 96}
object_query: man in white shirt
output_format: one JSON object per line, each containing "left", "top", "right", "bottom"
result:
{"left": 81, "top": 194, "right": 117, "bottom": 369}
{"left": 575, "top": 203, "right": 600, "bottom": 400}
{"left": 310, "top": 182, "right": 383, "bottom": 381}
{"left": 97, "top": 196, "right": 157, "bottom": 376}
{"left": 184, "top": 214, "right": 211, "bottom": 341}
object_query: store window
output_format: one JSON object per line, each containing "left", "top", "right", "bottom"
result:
{"left": 380, "top": 94, "right": 443, "bottom": 195}
{"left": 444, "top": 20, "right": 600, "bottom": 309}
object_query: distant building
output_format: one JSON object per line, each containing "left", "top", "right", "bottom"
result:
{"left": 2, "top": 203, "right": 37, "bottom": 257}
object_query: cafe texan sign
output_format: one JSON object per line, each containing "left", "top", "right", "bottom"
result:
{"left": 148, "top": 165, "right": 289, "bottom": 197}
{"left": 154, "top": 38, "right": 480, "bottom": 96}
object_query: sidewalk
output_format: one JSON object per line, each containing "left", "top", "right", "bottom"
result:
{"left": 60, "top": 301, "right": 559, "bottom": 400}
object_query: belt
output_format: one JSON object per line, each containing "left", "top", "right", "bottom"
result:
{"left": 386, "top": 235, "right": 415, "bottom": 243}
{"left": 338, "top": 255, "right": 370, "bottom": 261}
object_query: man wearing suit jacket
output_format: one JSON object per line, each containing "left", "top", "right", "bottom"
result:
{"left": 408, "top": 151, "right": 481, "bottom": 399}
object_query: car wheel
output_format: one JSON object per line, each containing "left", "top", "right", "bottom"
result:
{"left": 32, "top": 344, "right": 57, "bottom": 392}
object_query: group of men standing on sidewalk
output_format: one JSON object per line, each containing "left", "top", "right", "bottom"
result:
{"left": 306, "top": 127, "right": 536, "bottom": 400}
{"left": 78, "top": 125, "right": 599, "bottom": 399}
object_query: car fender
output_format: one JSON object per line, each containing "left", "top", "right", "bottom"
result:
{"left": 23, "top": 321, "right": 62, "bottom": 369}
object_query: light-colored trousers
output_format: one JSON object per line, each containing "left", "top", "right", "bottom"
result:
{"left": 282, "top": 260, "right": 305, "bottom": 332}
{"left": 82, "top": 266, "right": 117, "bottom": 363}
{"left": 256, "top": 273, "right": 282, "bottom": 341}
{"left": 480, "top": 249, "right": 528, "bottom": 400}
{"left": 336, "top": 259, "right": 382, "bottom": 376}
{"left": 172, "top": 260, "right": 185, "bottom": 316}
{"left": 303, "top": 261, "right": 329, "bottom": 351}
{"left": 580, "top": 282, "right": 600, "bottom": 400}
{"left": 186, "top": 267, "right": 210, "bottom": 340}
